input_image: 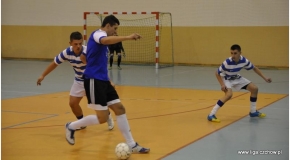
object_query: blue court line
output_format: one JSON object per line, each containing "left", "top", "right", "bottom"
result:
{"left": 2, "top": 110, "right": 58, "bottom": 130}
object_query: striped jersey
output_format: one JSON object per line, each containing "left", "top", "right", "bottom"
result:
{"left": 83, "top": 29, "right": 109, "bottom": 81}
{"left": 217, "top": 55, "right": 254, "bottom": 80}
{"left": 54, "top": 45, "right": 87, "bottom": 81}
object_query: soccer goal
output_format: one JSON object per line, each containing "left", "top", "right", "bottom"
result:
{"left": 83, "top": 12, "right": 174, "bottom": 68}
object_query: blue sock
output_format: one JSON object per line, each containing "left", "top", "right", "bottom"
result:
{"left": 77, "top": 115, "right": 83, "bottom": 120}
{"left": 250, "top": 97, "right": 257, "bottom": 102}
{"left": 250, "top": 97, "right": 257, "bottom": 113}
{"left": 217, "top": 100, "right": 224, "bottom": 107}
{"left": 209, "top": 100, "right": 224, "bottom": 116}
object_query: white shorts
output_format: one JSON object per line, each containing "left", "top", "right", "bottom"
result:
{"left": 223, "top": 77, "right": 251, "bottom": 91}
{"left": 70, "top": 80, "right": 86, "bottom": 97}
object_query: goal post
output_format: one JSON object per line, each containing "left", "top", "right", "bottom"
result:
{"left": 83, "top": 12, "right": 174, "bottom": 68}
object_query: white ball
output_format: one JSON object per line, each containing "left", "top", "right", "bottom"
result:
{"left": 115, "top": 143, "right": 131, "bottom": 160}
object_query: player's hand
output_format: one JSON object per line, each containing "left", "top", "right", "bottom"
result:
{"left": 221, "top": 85, "right": 227, "bottom": 92}
{"left": 37, "top": 75, "right": 44, "bottom": 86}
{"left": 265, "top": 78, "right": 272, "bottom": 83}
{"left": 110, "top": 81, "right": 115, "bottom": 88}
{"left": 123, "top": 52, "right": 126, "bottom": 58}
{"left": 129, "top": 33, "right": 142, "bottom": 40}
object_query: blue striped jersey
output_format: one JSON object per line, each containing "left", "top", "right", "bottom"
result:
{"left": 217, "top": 55, "right": 254, "bottom": 79}
{"left": 54, "top": 45, "right": 87, "bottom": 81}
{"left": 84, "top": 29, "right": 110, "bottom": 81}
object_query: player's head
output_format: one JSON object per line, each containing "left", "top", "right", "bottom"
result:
{"left": 69, "top": 31, "right": 83, "bottom": 54}
{"left": 101, "top": 15, "right": 120, "bottom": 36}
{"left": 230, "top": 44, "right": 241, "bottom": 62}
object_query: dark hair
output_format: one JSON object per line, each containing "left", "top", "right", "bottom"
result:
{"left": 101, "top": 15, "right": 120, "bottom": 27}
{"left": 231, "top": 44, "right": 241, "bottom": 52}
{"left": 70, "top": 31, "right": 83, "bottom": 41}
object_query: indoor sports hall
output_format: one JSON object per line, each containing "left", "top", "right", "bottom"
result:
{"left": 2, "top": 0, "right": 288, "bottom": 160}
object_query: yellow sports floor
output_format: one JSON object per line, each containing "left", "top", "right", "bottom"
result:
{"left": 2, "top": 86, "right": 287, "bottom": 160}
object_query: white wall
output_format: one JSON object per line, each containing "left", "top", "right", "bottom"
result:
{"left": 2, "top": 0, "right": 288, "bottom": 26}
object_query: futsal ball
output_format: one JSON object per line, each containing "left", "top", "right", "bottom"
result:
{"left": 115, "top": 142, "right": 131, "bottom": 160}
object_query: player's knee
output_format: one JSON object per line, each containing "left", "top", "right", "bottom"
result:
{"left": 69, "top": 101, "right": 77, "bottom": 108}
{"left": 117, "top": 53, "right": 121, "bottom": 56}
{"left": 225, "top": 92, "right": 233, "bottom": 100}
{"left": 252, "top": 85, "right": 258, "bottom": 93}
{"left": 247, "top": 83, "right": 258, "bottom": 93}
{"left": 116, "top": 105, "right": 126, "bottom": 115}
{"left": 110, "top": 54, "right": 114, "bottom": 57}
{"left": 97, "top": 114, "right": 109, "bottom": 124}
{"left": 111, "top": 103, "right": 126, "bottom": 115}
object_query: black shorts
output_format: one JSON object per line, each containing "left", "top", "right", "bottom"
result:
{"left": 84, "top": 79, "right": 119, "bottom": 107}
{"left": 109, "top": 48, "right": 122, "bottom": 54}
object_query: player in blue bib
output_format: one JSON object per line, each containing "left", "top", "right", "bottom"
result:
{"left": 65, "top": 15, "right": 150, "bottom": 153}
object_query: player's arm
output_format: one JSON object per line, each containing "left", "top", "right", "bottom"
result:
{"left": 37, "top": 50, "right": 68, "bottom": 85}
{"left": 80, "top": 53, "right": 87, "bottom": 64}
{"left": 216, "top": 62, "right": 227, "bottom": 92}
{"left": 110, "top": 81, "right": 116, "bottom": 88}
{"left": 244, "top": 59, "right": 272, "bottom": 83}
{"left": 80, "top": 45, "right": 87, "bottom": 64}
{"left": 100, "top": 33, "right": 141, "bottom": 45}
{"left": 107, "top": 75, "right": 115, "bottom": 88}
{"left": 253, "top": 66, "right": 272, "bottom": 83}
{"left": 215, "top": 71, "right": 224, "bottom": 85}
{"left": 37, "top": 61, "right": 58, "bottom": 85}
{"left": 215, "top": 70, "right": 227, "bottom": 92}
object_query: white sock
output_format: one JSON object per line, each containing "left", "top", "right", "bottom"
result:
{"left": 250, "top": 102, "right": 256, "bottom": 113}
{"left": 209, "top": 104, "right": 220, "bottom": 116}
{"left": 116, "top": 114, "right": 135, "bottom": 147}
{"left": 69, "top": 115, "right": 99, "bottom": 130}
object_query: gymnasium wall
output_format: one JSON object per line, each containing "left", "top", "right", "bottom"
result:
{"left": 2, "top": 0, "right": 289, "bottom": 67}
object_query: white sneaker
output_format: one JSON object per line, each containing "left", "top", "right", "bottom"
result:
{"left": 75, "top": 126, "right": 87, "bottom": 130}
{"left": 107, "top": 114, "right": 114, "bottom": 130}
{"left": 131, "top": 142, "right": 150, "bottom": 153}
{"left": 65, "top": 122, "right": 75, "bottom": 145}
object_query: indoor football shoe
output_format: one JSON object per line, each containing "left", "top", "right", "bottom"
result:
{"left": 207, "top": 114, "right": 221, "bottom": 122}
{"left": 131, "top": 142, "right": 150, "bottom": 153}
{"left": 65, "top": 122, "right": 75, "bottom": 145}
{"left": 249, "top": 111, "right": 266, "bottom": 118}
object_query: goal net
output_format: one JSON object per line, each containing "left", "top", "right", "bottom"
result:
{"left": 83, "top": 12, "right": 174, "bottom": 68}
